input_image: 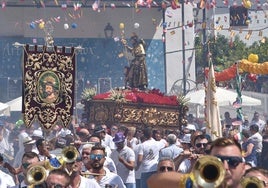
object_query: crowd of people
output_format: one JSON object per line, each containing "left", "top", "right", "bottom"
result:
{"left": 0, "top": 110, "right": 267, "bottom": 188}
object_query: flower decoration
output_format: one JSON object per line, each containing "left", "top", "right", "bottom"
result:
{"left": 81, "top": 88, "right": 97, "bottom": 102}
{"left": 177, "top": 94, "right": 190, "bottom": 107}
{"left": 108, "top": 89, "right": 127, "bottom": 102}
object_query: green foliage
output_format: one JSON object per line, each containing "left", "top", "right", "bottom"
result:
{"left": 195, "top": 34, "right": 268, "bottom": 71}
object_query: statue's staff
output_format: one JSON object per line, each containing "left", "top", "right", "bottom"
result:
{"left": 119, "top": 22, "right": 131, "bottom": 65}
{"left": 119, "top": 23, "right": 132, "bottom": 88}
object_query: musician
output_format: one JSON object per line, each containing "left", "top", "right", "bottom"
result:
{"left": 85, "top": 145, "right": 126, "bottom": 188}
{"left": 64, "top": 153, "right": 100, "bottom": 188}
{"left": 209, "top": 137, "right": 245, "bottom": 188}
{"left": 176, "top": 134, "right": 209, "bottom": 173}
{"left": 147, "top": 137, "right": 246, "bottom": 188}
{"left": 36, "top": 139, "right": 55, "bottom": 161}
{"left": 122, "top": 33, "right": 148, "bottom": 90}
{"left": 11, "top": 152, "right": 42, "bottom": 188}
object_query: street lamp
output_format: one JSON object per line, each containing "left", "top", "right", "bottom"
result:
{"left": 104, "top": 23, "right": 114, "bottom": 39}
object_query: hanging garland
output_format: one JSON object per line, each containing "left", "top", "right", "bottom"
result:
{"left": 204, "top": 64, "right": 237, "bottom": 81}
{"left": 205, "top": 53, "right": 268, "bottom": 82}
{"left": 239, "top": 60, "right": 268, "bottom": 75}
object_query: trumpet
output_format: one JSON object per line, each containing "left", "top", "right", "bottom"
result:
{"left": 240, "top": 176, "right": 265, "bottom": 188}
{"left": 192, "top": 155, "right": 225, "bottom": 188}
{"left": 26, "top": 165, "right": 47, "bottom": 186}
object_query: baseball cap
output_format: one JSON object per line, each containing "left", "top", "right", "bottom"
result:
{"left": 32, "top": 129, "right": 43, "bottom": 138}
{"left": 113, "top": 132, "right": 125, "bottom": 143}
{"left": 185, "top": 124, "right": 196, "bottom": 131}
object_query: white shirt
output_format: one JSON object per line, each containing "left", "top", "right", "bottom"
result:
{"left": 104, "top": 156, "right": 117, "bottom": 173}
{"left": 13, "top": 132, "right": 28, "bottom": 167}
{"left": 251, "top": 119, "right": 266, "bottom": 133}
{"left": 133, "top": 144, "right": 142, "bottom": 179}
{"left": 249, "top": 132, "right": 263, "bottom": 153}
{"left": 80, "top": 176, "right": 101, "bottom": 188}
{"left": 138, "top": 138, "right": 165, "bottom": 172}
{"left": 103, "top": 134, "right": 115, "bottom": 150}
{"left": 178, "top": 159, "right": 192, "bottom": 173}
{"left": 110, "top": 146, "right": 135, "bottom": 183}
{"left": 0, "top": 170, "right": 15, "bottom": 188}
{"left": 88, "top": 167, "right": 126, "bottom": 188}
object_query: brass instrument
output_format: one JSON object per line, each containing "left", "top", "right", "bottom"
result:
{"left": 61, "top": 146, "right": 79, "bottom": 163}
{"left": 26, "top": 165, "right": 47, "bottom": 186}
{"left": 192, "top": 155, "right": 225, "bottom": 188}
{"left": 45, "top": 146, "right": 79, "bottom": 170}
{"left": 240, "top": 176, "right": 265, "bottom": 188}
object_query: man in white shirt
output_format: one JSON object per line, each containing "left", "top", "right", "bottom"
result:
{"left": 251, "top": 111, "right": 266, "bottom": 133}
{"left": 85, "top": 145, "right": 126, "bottom": 188}
{"left": 249, "top": 124, "right": 263, "bottom": 166}
{"left": 110, "top": 132, "right": 136, "bottom": 188}
{"left": 136, "top": 127, "right": 165, "bottom": 188}
{"left": 159, "top": 134, "right": 183, "bottom": 160}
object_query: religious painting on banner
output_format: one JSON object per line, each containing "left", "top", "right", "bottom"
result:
{"left": 22, "top": 45, "right": 76, "bottom": 130}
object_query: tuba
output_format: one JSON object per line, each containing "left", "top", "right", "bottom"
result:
{"left": 192, "top": 155, "right": 225, "bottom": 188}
{"left": 61, "top": 146, "right": 79, "bottom": 163}
{"left": 240, "top": 176, "right": 265, "bottom": 188}
{"left": 26, "top": 165, "right": 47, "bottom": 186}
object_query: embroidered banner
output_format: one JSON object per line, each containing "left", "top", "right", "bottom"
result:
{"left": 23, "top": 45, "right": 76, "bottom": 130}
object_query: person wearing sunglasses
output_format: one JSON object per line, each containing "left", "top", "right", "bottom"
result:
{"left": 193, "top": 134, "right": 209, "bottom": 155}
{"left": 209, "top": 137, "right": 246, "bottom": 188}
{"left": 11, "top": 151, "right": 42, "bottom": 188}
{"left": 86, "top": 135, "right": 117, "bottom": 173}
{"left": 86, "top": 145, "right": 126, "bottom": 188}
{"left": 177, "top": 134, "right": 209, "bottom": 174}
{"left": 64, "top": 155, "right": 101, "bottom": 188}
{"left": 45, "top": 169, "right": 71, "bottom": 188}
{"left": 157, "top": 157, "right": 175, "bottom": 173}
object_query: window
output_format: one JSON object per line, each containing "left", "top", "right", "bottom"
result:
{"left": 230, "top": 6, "right": 248, "bottom": 26}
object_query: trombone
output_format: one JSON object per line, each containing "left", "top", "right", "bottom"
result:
{"left": 192, "top": 155, "right": 225, "bottom": 188}
{"left": 61, "top": 146, "right": 79, "bottom": 163}
{"left": 26, "top": 165, "right": 47, "bottom": 186}
{"left": 240, "top": 176, "right": 265, "bottom": 188}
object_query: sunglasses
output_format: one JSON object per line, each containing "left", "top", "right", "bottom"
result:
{"left": 195, "top": 143, "right": 208, "bottom": 148}
{"left": 159, "top": 166, "right": 174, "bottom": 172}
{"left": 46, "top": 183, "right": 67, "bottom": 188}
{"left": 22, "top": 162, "right": 30, "bottom": 169}
{"left": 90, "top": 154, "right": 105, "bottom": 161}
{"left": 215, "top": 155, "right": 243, "bottom": 168}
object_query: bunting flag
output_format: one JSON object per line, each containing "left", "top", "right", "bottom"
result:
{"left": 205, "top": 60, "right": 222, "bottom": 140}
{"left": 23, "top": 45, "right": 76, "bottom": 130}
